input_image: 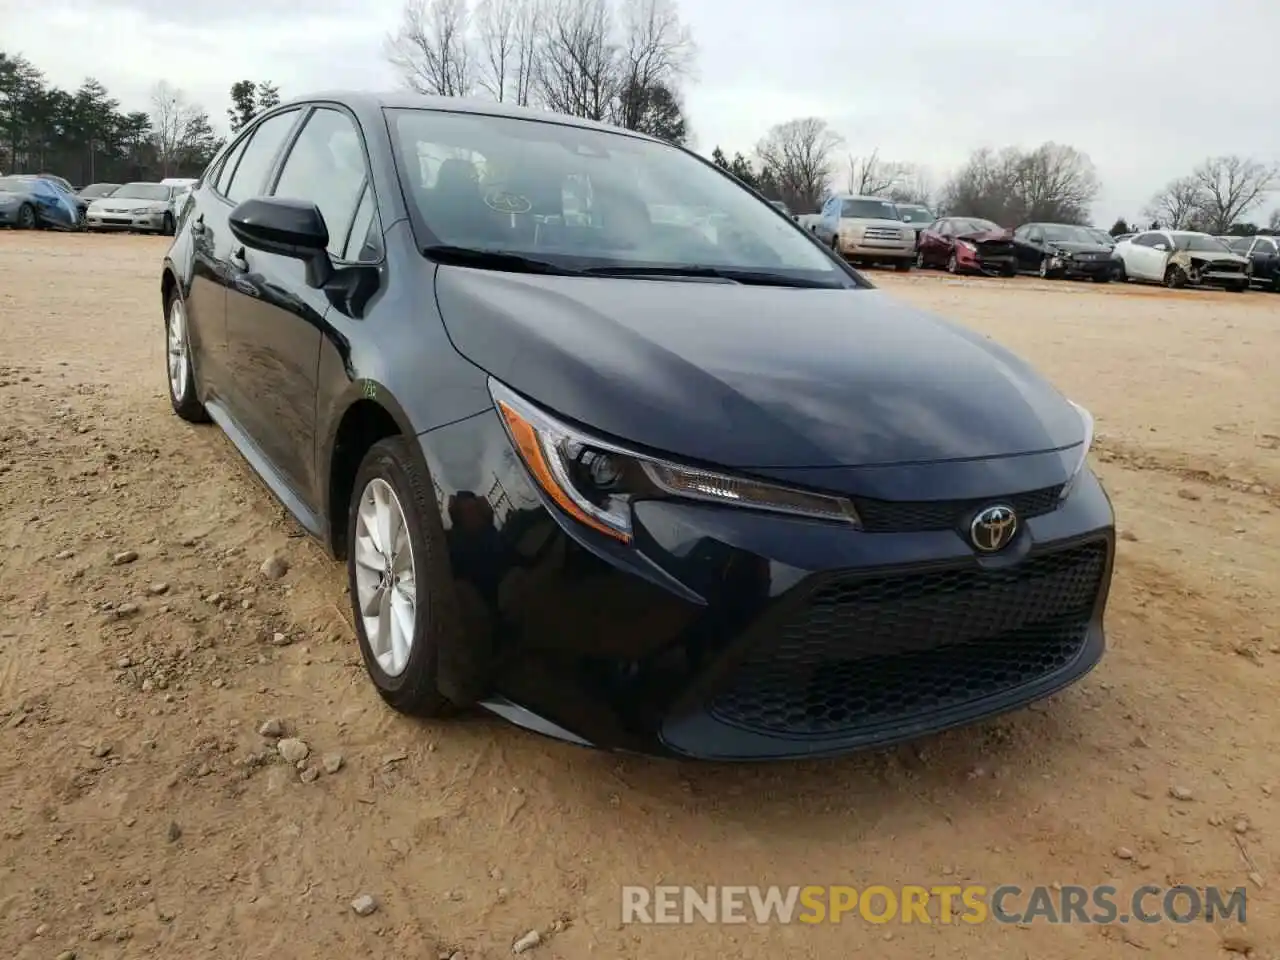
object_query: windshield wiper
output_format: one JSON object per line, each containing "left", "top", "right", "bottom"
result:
{"left": 423, "top": 245, "right": 581, "bottom": 276}
{"left": 579, "top": 264, "right": 838, "bottom": 288}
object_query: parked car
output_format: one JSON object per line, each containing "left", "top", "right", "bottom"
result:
{"left": 86, "top": 182, "right": 182, "bottom": 234}
{"left": 1113, "top": 232, "right": 1136, "bottom": 243}
{"left": 0, "top": 175, "right": 80, "bottom": 229}
{"left": 1011, "top": 223, "right": 1118, "bottom": 282}
{"left": 895, "top": 203, "right": 934, "bottom": 246}
{"left": 78, "top": 182, "right": 121, "bottom": 200}
{"left": 159, "top": 92, "right": 1113, "bottom": 760}
{"left": 916, "top": 217, "right": 1017, "bottom": 276}
{"left": 1111, "top": 230, "right": 1250, "bottom": 290}
{"left": 813, "top": 194, "right": 915, "bottom": 270}
{"left": 795, "top": 212, "right": 821, "bottom": 233}
{"left": 1219, "top": 236, "right": 1280, "bottom": 291}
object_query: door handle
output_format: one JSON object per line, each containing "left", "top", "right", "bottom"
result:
{"left": 191, "top": 213, "right": 205, "bottom": 235}
{"left": 230, "top": 246, "right": 249, "bottom": 271}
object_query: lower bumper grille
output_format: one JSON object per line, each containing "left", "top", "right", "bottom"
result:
{"left": 709, "top": 541, "right": 1108, "bottom": 738}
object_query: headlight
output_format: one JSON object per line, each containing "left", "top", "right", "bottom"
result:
{"left": 956, "top": 239, "right": 976, "bottom": 252}
{"left": 1059, "top": 400, "right": 1095, "bottom": 500}
{"left": 490, "top": 379, "right": 861, "bottom": 543}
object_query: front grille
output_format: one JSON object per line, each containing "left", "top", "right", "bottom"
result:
{"left": 976, "top": 241, "right": 1015, "bottom": 257}
{"left": 708, "top": 540, "right": 1107, "bottom": 738}
{"left": 854, "top": 484, "right": 1063, "bottom": 533}
{"left": 864, "top": 227, "right": 904, "bottom": 241}
{"left": 1206, "top": 260, "right": 1245, "bottom": 274}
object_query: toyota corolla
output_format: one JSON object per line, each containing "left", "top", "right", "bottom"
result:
{"left": 160, "top": 92, "right": 1115, "bottom": 760}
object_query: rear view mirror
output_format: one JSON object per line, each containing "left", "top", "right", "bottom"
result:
{"left": 229, "top": 197, "right": 332, "bottom": 287}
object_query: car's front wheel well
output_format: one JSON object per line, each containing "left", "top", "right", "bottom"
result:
{"left": 160, "top": 268, "right": 177, "bottom": 318}
{"left": 327, "top": 400, "right": 403, "bottom": 559}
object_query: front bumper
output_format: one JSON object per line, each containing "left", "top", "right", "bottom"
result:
{"left": 87, "top": 211, "right": 166, "bottom": 231}
{"left": 419, "top": 412, "right": 1116, "bottom": 760}
{"left": 1049, "top": 255, "right": 1114, "bottom": 278}
{"left": 837, "top": 237, "right": 915, "bottom": 260}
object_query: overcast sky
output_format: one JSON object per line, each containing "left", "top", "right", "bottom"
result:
{"left": 6, "top": 0, "right": 1279, "bottom": 224}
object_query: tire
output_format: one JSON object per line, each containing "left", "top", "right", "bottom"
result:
{"left": 1091, "top": 274, "right": 1110, "bottom": 283}
{"left": 162, "top": 213, "right": 174, "bottom": 236}
{"left": 1230, "top": 282, "right": 1247, "bottom": 293}
{"left": 894, "top": 259, "right": 912, "bottom": 272}
{"left": 347, "top": 437, "right": 461, "bottom": 717}
{"left": 1002, "top": 264, "right": 1017, "bottom": 278}
{"left": 16, "top": 203, "right": 35, "bottom": 230}
{"left": 915, "top": 250, "right": 926, "bottom": 269}
{"left": 1164, "top": 264, "right": 1186, "bottom": 289}
{"left": 165, "top": 289, "right": 210, "bottom": 423}
{"left": 946, "top": 251, "right": 958, "bottom": 274}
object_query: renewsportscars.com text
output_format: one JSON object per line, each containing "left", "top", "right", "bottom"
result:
{"left": 621, "top": 884, "right": 1247, "bottom": 925}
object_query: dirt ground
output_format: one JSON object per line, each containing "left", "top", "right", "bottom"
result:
{"left": 1, "top": 231, "right": 1278, "bottom": 960}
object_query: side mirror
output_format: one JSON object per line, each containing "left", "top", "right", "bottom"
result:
{"left": 229, "top": 197, "right": 333, "bottom": 287}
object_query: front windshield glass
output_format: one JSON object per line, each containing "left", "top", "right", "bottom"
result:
{"left": 840, "top": 198, "right": 899, "bottom": 220}
{"left": 113, "top": 183, "right": 171, "bottom": 201}
{"left": 1041, "top": 224, "right": 1097, "bottom": 243}
{"left": 1173, "top": 234, "right": 1231, "bottom": 253}
{"left": 80, "top": 184, "right": 119, "bottom": 198}
{"left": 387, "top": 108, "right": 846, "bottom": 282}
{"left": 897, "top": 205, "right": 932, "bottom": 223}
{"left": 954, "top": 218, "right": 1000, "bottom": 234}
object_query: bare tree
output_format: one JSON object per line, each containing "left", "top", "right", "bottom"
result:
{"left": 755, "top": 118, "right": 843, "bottom": 213}
{"left": 1191, "top": 155, "right": 1277, "bottom": 234}
{"left": 1143, "top": 175, "right": 1205, "bottom": 230}
{"left": 939, "top": 142, "right": 1099, "bottom": 225}
{"left": 535, "top": 0, "right": 617, "bottom": 121}
{"left": 510, "top": 0, "right": 542, "bottom": 105}
{"left": 386, "top": 0, "right": 475, "bottom": 97}
{"left": 846, "top": 149, "right": 905, "bottom": 196}
{"left": 886, "top": 165, "right": 934, "bottom": 207}
{"left": 475, "top": 0, "right": 517, "bottom": 100}
{"left": 613, "top": 0, "right": 693, "bottom": 130}
{"left": 149, "top": 81, "right": 202, "bottom": 178}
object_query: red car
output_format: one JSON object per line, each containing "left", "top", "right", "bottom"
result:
{"left": 916, "top": 217, "right": 1018, "bottom": 276}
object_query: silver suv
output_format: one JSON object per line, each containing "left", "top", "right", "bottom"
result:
{"left": 815, "top": 194, "right": 915, "bottom": 270}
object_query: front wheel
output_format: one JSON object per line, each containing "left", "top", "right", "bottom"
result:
{"left": 348, "top": 438, "right": 462, "bottom": 717}
{"left": 894, "top": 259, "right": 912, "bottom": 272}
{"left": 946, "top": 252, "right": 959, "bottom": 274}
{"left": 1164, "top": 264, "right": 1187, "bottom": 289}
{"left": 166, "top": 291, "right": 210, "bottom": 423}
{"left": 1091, "top": 274, "right": 1111, "bottom": 283}
{"left": 915, "top": 250, "right": 926, "bottom": 269}
{"left": 162, "top": 213, "right": 174, "bottom": 236}
{"left": 1230, "top": 282, "right": 1247, "bottom": 293}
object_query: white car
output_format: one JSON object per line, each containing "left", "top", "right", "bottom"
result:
{"left": 1112, "top": 230, "right": 1250, "bottom": 291}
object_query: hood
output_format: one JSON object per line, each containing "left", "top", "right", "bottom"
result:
{"left": 434, "top": 268, "right": 1086, "bottom": 469}
{"left": 92, "top": 197, "right": 163, "bottom": 211}
{"left": 956, "top": 228, "right": 1012, "bottom": 242}
{"left": 1185, "top": 250, "right": 1248, "bottom": 265}
{"left": 843, "top": 217, "right": 908, "bottom": 231}
{"left": 1045, "top": 240, "right": 1113, "bottom": 255}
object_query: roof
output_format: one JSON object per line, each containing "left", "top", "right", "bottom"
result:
{"left": 831, "top": 193, "right": 900, "bottom": 202}
{"left": 274, "top": 90, "right": 656, "bottom": 141}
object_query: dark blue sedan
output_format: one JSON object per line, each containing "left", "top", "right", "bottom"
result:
{"left": 0, "top": 175, "right": 80, "bottom": 229}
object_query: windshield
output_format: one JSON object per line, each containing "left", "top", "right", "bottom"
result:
{"left": 954, "top": 218, "right": 1000, "bottom": 235}
{"left": 113, "top": 183, "right": 171, "bottom": 201}
{"left": 840, "top": 198, "right": 900, "bottom": 220}
{"left": 897, "top": 205, "right": 932, "bottom": 223}
{"left": 80, "top": 183, "right": 119, "bottom": 198}
{"left": 387, "top": 109, "right": 845, "bottom": 283}
{"left": 1173, "top": 234, "right": 1231, "bottom": 253}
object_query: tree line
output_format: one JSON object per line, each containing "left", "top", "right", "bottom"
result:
{"left": 0, "top": 51, "right": 283, "bottom": 185}
{"left": 384, "top": 0, "right": 693, "bottom": 144}
{"left": 709, "top": 115, "right": 1279, "bottom": 234}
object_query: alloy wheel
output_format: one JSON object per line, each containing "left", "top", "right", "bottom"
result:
{"left": 353, "top": 478, "right": 418, "bottom": 678}
{"left": 167, "top": 297, "right": 190, "bottom": 400}
{"left": 1039, "top": 257, "right": 1050, "bottom": 278}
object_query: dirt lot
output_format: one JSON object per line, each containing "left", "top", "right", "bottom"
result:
{"left": 1, "top": 231, "right": 1278, "bottom": 960}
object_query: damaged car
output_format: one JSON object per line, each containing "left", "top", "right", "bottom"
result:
{"left": 916, "top": 217, "right": 1017, "bottom": 276}
{"left": 1221, "top": 235, "right": 1280, "bottom": 292}
{"left": 1112, "top": 230, "right": 1250, "bottom": 291}
{"left": 1012, "top": 222, "right": 1117, "bottom": 282}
